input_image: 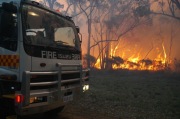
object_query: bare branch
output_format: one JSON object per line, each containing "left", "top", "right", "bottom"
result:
{"left": 65, "top": 3, "right": 73, "bottom": 15}
{"left": 90, "top": 39, "right": 118, "bottom": 49}
{"left": 151, "top": 11, "right": 180, "bottom": 20}
{"left": 172, "top": 0, "right": 180, "bottom": 9}
{"left": 168, "top": 0, "right": 175, "bottom": 16}
{"left": 144, "top": 42, "right": 154, "bottom": 59}
{"left": 78, "top": 0, "right": 89, "bottom": 18}
{"left": 160, "top": 0, "right": 165, "bottom": 14}
{"left": 71, "top": 5, "right": 90, "bottom": 17}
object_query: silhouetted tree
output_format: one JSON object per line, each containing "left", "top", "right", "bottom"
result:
{"left": 90, "top": 0, "right": 151, "bottom": 69}
{"left": 134, "top": 0, "right": 180, "bottom": 20}
{"left": 39, "top": 0, "right": 64, "bottom": 10}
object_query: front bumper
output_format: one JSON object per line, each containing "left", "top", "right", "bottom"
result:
{"left": 15, "top": 64, "right": 89, "bottom": 116}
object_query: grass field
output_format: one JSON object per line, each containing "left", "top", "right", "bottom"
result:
{"left": 66, "top": 69, "right": 180, "bottom": 119}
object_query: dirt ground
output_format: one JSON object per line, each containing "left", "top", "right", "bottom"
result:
{"left": 60, "top": 69, "right": 180, "bottom": 119}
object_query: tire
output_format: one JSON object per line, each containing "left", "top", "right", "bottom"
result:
{"left": 0, "top": 113, "right": 6, "bottom": 119}
{"left": 0, "top": 81, "right": 3, "bottom": 98}
{"left": 0, "top": 82, "right": 16, "bottom": 119}
{"left": 0, "top": 82, "right": 6, "bottom": 119}
{"left": 0, "top": 91, "right": 7, "bottom": 119}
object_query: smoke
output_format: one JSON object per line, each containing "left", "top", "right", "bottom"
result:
{"left": 127, "top": 15, "right": 180, "bottom": 60}
{"left": 36, "top": 0, "right": 180, "bottom": 61}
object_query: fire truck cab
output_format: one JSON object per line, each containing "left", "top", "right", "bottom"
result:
{"left": 0, "top": 0, "right": 89, "bottom": 118}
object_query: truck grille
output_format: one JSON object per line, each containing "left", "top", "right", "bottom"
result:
{"left": 62, "top": 72, "right": 80, "bottom": 80}
{"left": 21, "top": 64, "right": 83, "bottom": 106}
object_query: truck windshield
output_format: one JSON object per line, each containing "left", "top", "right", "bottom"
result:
{"left": 21, "top": 4, "right": 80, "bottom": 51}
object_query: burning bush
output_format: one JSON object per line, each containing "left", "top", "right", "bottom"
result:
{"left": 94, "top": 55, "right": 170, "bottom": 71}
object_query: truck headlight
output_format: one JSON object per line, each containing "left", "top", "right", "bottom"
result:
{"left": 83, "top": 84, "right": 89, "bottom": 92}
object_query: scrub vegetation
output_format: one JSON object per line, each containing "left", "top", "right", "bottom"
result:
{"left": 63, "top": 69, "right": 180, "bottom": 119}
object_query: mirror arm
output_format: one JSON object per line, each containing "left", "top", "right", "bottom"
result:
{"left": 79, "top": 33, "right": 82, "bottom": 43}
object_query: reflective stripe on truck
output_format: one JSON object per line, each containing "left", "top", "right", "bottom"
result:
{"left": 0, "top": 55, "right": 19, "bottom": 68}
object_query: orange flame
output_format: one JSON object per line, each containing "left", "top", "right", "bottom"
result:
{"left": 94, "top": 58, "right": 101, "bottom": 69}
{"left": 94, "top": 42, "right": 170, "bottom": 71}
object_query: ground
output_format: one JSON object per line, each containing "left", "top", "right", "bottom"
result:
{"left": 60, "top": 69, "right": 180, "bottom": 119}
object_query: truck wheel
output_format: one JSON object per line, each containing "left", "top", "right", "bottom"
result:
{"left": 0, "top": 81, "right": 3, "bottom": 98}
{"left": 0, "top": 93, "right": 7, "bottom": 119}
{"left": 0, "top": 82, "right": 6, "bottom": 119}
{"left": 0, "top": 113, "right": 6, "bottom": 119}
{"left": 0, "top": 82, "right": 16, "bottom": 119}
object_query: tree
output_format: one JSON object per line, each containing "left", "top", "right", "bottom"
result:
{"left": 39, "top": 0, "right": 64, "bottom": 10}
{"left": 134, "top": 0, "right": 180, "bottom": 20}
{"left": 78, "top": 0, "right": 97, "bottom": 69}
{"left": 90, "top": 0, "right": 152, "bottom": 69}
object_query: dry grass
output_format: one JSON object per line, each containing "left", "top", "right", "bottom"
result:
{"left": 65, "top": 69, "right": 180, "bottom": 119}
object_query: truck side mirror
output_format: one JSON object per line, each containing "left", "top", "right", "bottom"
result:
{"left": 76, "top": 26, "right": 82, "bottom": 43}
{"left": 0, "top": 3, "right": 17, "bottom": 37}
{"left": 76, "top": 27, "right": 80, "bottom": 34}
{"left": 2, "top": 2, "right": 17, "bottom": 13}
{"left": 0, "top": 10, "right": 16, "bottom": 37}
{"left": 76, "top": 27, "right": 82, "bottom": 43}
